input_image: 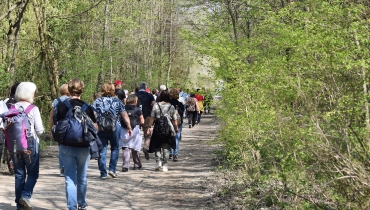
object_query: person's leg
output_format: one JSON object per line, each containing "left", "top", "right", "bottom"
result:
{"left": 76, "top": 147, "right": 90, "bottom": 208}
{"left": 162, "top": 143, "right": 170, "bottom": 171}
{"left": 131, "top": 149, "right": 141, "bottom": 168}
{"left": 173, "top": 124, "right": 182, "bottom": 161}
{"left": 97, "top": 132, "right": 108, "bottom": 178}
{"left": 6, "top": 149, "right": 14, "bottom": 174}
{"left": 198, "top": 111, "right": 203, "bottom": 123}
{"left": 21, "top": 143, "right": 40, "bottom": 199}
{"left": 142, "top": 116, "right": 151, "bottom": 159}
{"left": 154, "top": 148, "right": 162, "bottom": 170}
{"left": 11, "top": 153, "right": 26, "bottom": 209}
{"left": 60, "top": 145, "right": 78, "bottom": 210}
{"left": 0, "top": 143, "right": 3, "bottom": 167}
{"left": 121, "top": 147, "right": 130, "bottom": 170}
{"left": 187, "top": 112, "right": 193, "bottom": 127}
{"left": 108, "top": 123, "right": 120, "bottom": 174}
{"left": 191, "top": 111, "right": 197, "bottom": 127}
{"left": 59, "top": 145, "right": 64, "bottom": 176}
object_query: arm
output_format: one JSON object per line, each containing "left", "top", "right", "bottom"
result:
{"left": 147, "top": 116, "right": 155, "bottom": 135}
{"left": 139, "top": 115, "right": 144, "bottom": 125}
{"left": 34, "top": 107, "right": 45, "bottom": 135}
{"left": 120, "top": 111, "right": 132, "bottom": 136}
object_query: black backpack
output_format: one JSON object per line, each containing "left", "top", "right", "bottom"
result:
{"left": 136, "top": 91, "right": 152, "bottom": 118}
{"left": 121, "top": 106, "right": 138, "bottom": 129}
{"left": 97, "top": 99, "right": 117, "bottom": 133}
{"left": 153, "top": 103, "right": 172, "bottom": 137}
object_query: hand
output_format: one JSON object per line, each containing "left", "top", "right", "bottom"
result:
{"left": 175, "top": 128, "right": 179, "bottom": 133}
{"left": 127, "top": 128, "right": 133, "bottom": 136}
{"left": 147, "top": 127, "right": 152, "bottom": 135}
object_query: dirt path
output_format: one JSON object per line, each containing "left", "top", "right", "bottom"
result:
{"left": 0, "top": 115, "right": 220, "bottom": 210}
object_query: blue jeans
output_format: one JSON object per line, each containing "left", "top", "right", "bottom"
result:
{"left": 171, "top": 124, "right": 183, "bottom": 155}
{"left": 60, "top": 145, "right": 90, "bottom": 210}
{"left": 98, "top": 123, "right": 120, "bottom": 176}
{"left": 10, "top": 142, "right": 39, "bottom": 209}
{"left": 59, "top": 145, "right": 63, "bottom": 170}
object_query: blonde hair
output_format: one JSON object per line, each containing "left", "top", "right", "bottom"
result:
{"left": 126, "top": 94, "right": 138, "bottom": 105}
{"left": 15, "top": 82, "right": 37, "bottom": 103}
{"left": 59, "top": 84, "right": 70, "bottom": 96}
{"left": 68, "top": 79, "right": 84, "bottom": 96}
{"left": 101, "top": 83, "right": 115, "bottom": 97}
{"left": 169, "top": 88, "right": 179, "bottom": 99}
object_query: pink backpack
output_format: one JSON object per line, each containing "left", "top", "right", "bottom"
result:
{"left": 4, "top": 105, "right": 35, "bottom": 155}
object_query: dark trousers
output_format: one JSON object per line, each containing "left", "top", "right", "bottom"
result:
{"left": 187, "top": 111, "right": 197, "bottom": 126}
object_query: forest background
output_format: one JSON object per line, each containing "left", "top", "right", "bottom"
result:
{"left": 1, "top": 0, "right": 370, "bottom": 209}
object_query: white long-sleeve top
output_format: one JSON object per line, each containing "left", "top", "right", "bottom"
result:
{"left": 15, "top": 102, "right": 45, "bottom": 143}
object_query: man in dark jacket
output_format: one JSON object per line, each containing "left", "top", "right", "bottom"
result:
{"left": 114, "top": 80, "right": 126, "bottom": 104}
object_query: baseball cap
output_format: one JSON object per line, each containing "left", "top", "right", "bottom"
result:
{"left": 114, "top": 80, "right": 123, "bottom": 85}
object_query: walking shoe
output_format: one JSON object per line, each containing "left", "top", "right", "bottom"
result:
{"left": 122, "top": 168, "right": 128, "bottom": 172}
{"left": 173, "top": 155, "right": 178, "bottom": 161}
{"left": 162, "top": 165, "right": 168, "bottom": 172}
{"left": 143, "top": 148, "right": 150, "bottom": 160}
{"left": 189, "top": 124, "right": 192, "bottom": 128}
{"left": 133, "top": 165, "right": 142, "bottom": 170}
{"left": 78, "top": 205, "right": 88, "bottom": 210}
{"left": 169, "top": 154, "right": 173, "bottom": 159}
{"left": 60, "top": 167, "right": 65, "bottom": 177}
{"left": 155, "top": 161, "right": 162, "bottom": 171}
{"left": 100, "top": 176, "right": 107, "bottom": 180}
{"left": 19, "top": 197, "right": 32, "bottom": 210}
{"left": 108, "top": 171, "right": 118, "bottom": 178}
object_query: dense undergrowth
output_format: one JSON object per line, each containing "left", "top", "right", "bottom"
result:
{"left": 186, "top": 0, "right": 370, "bottom": 209}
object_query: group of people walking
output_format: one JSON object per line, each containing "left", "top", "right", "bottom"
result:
{"left": 0, "top": 79, "right": 208, "bottom": 210}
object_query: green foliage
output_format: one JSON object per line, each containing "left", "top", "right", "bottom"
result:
{"left": 186, "top": 0, "right": 370, "bottom": 208}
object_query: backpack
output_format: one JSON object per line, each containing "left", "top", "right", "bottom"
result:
{"left": 97, "top": 99, "right": 117, "bottom": 133}
{"left": 136, "top": 91, "right": 152, "bottom": 118}
{"left": 3, "top": 105, "right": 35, "bottom": 154}
{"left": 120, "top": 106, "right": 138, "bottom": 129}
{"left": 153, "top": 103, "right": 174, "bottom": 137}
{"left": 187, "top": 98, "right": 196, "bottom": 112}
{"left": 52, "top": 97, "right": 68, "bottom": 126}
{"left": 52, "top": 100, "right": 90, "bottom": 147}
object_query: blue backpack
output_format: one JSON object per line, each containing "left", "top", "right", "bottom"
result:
{"left": 52, "top": 100, "right": 90, "bottom": 147}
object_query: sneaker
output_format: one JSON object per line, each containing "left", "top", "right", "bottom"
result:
{"left": 195, "top": 121, "right": 198, "bottom": 124}
{"left": 60, "top": 167, "right": 65, "bottom": 177}
{"left": 100, "top": 176, "right": 107, "bottom": 180}
{"left": 189, "top": 124, "right": 192, "bottom": 128}
{"left": 143, "top": 148, "right": 150, "bottom": 160}
{"left": 78, "top": 205, "right": 88, "bottom": 210}
{"left": 169, "top": 154, "right": 173, "bottom": 159}
{"left": 19, "top": 197, "right": 32, "bottom": 210}
{"left": 122, "top": 168, "right": 128, "bottom": 172}
{"left": 155, "top": 161, "right": 162, "bottom": 171}
{"left": 173, "top": 155, "right": 178, "bottom": 161}
{"left": 108, "top": 171, "right": 118, "bottom": 178}
{"left": 162, "top": 165, "right": 168, "bottom": 172}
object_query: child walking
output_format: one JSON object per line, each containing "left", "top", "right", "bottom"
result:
{"left": 120, "top": 94, "right": 144, "bottom": 171}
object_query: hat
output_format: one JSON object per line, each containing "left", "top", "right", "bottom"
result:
{"left": 159, "top": 85, "right": 166, "bottom": 91}
{"left": 114, "top": 80, "right": 123, "bottom": 85}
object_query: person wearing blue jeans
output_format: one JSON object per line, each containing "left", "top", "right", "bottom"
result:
{"left": 55, "top": 79, "right": 97, "bottom": 210}
{"left": 169, "top": 88, "right": 185, "bottom": 161}
{"left": 170, "top": 124, "right": 183, "bottom": 161}
{"left": 93, "top": 83, "right": 132, "bottom": 179}
{"left": 60, "top": 145, "right": 90, "bottom": 210}
{"left": 11, "top": 143, "right": 40, "bottom": 210}
{"left": 9, "top": 82, "right": 45, "bottom": 210}
{"left": 97, "top": 123, "right": 121, "bottom": 178}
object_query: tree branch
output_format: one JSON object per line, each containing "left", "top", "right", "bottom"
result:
{"left": 47, "top": 0, "right": 105, "bottom": 19}
{"left": 0, "top": 1, "right": 23, "bottom": 22}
